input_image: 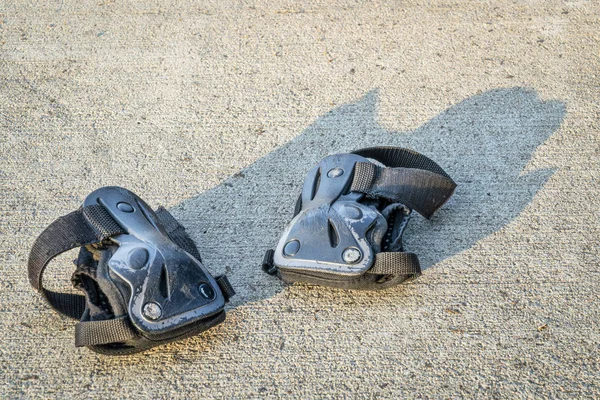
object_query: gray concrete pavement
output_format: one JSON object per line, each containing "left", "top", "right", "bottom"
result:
{"left": 1, "top": 0, "right": 598, "bottom": 398}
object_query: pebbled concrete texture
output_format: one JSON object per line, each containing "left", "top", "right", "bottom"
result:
{"left": 0, "top": 0, "right": 599, "bottom": 398}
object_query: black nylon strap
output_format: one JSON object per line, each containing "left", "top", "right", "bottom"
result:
{"left": 351, "top": 147, "right": 457, "bottom": 219}
{"left": 44, "top": 291, "right": 87, "bottom": 319}
{"left": 351, "top": 162, "right": 455, "bottom": 219}
{"left": 262, "top": 249, "right": 277, "bottom": 275}
{"left": 215, "top": 275, "right": 236, "bottom": 302}
{"left": 367, "top": 252, "right": 421, "bottom": 276}
{"left": 75, "top": 316, "right": 136, "bottom": 347}
{"left": 353, "top": 146, "right": 452, "bottom": 178}
{"left": 27, "top": 204, "right": 124, "bottom": 319}
{"left": 83, "top": 205, "right": 124, "bottom": 238}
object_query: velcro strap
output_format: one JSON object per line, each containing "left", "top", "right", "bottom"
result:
{"left": 44, "top": 291, "right": 87, "bottom": 319}
{"left": 351, "top": 162, "right": 456, "bottom": 219}
{"left": 215, "top": 275, "right": 236, "bottom": 302}
{"left": 27, "top": 204, "right": 124, "bottom": 319}
{"left": 83, "top": 205, "right": 124, "bottom": 237}
{"left": 75, "top": 316, "right": 137, "bottom": 347}
{"left": 351, "top": 146, "right": 456, "bottom": 219}
{"left": 367, "top": 252, "right": 421, "bottom": 276}
{"left": 353, "top": 146, "right": 453, "bottom": 178}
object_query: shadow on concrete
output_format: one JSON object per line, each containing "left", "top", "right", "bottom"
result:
{"left": 171, "top": 87, "right": 565, "bottom": 308}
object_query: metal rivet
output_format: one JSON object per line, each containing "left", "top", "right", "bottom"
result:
{"left": 342, "top": 247, "right": 362, "bottom": 264}
{"left": 283, "top": 239, "right": 300, "bottom": 256}
{"left": 327, "top": 167, "right": 344, "bottom": 178}
{"left": 142, "top": 302, "right": 162, "bottom": 320}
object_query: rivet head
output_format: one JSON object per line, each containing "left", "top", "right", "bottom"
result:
{"left": 342, "top": 247, "right": 362, "bottom": 264}
{"left": 142, "top": 302, "right": 162, "bottom": 320}
{"left": 283, "top": 239, "right": 300, "bottom": 257}
{"left": 327, "top": 167, "right": 344, "bottom": 178}
{"left": 198, "top": 283, "right": 215, "bottom": 300}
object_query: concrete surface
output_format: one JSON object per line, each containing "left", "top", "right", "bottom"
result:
{"left": 1, "top": 0, "right": 598, "bottom": 398}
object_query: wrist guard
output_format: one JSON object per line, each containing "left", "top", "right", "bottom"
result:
{"left": 28, "top": 186, "right": 234, "bottom": 355}
{"left": 262, "top": 147, "right": 457, "bottom": 290}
